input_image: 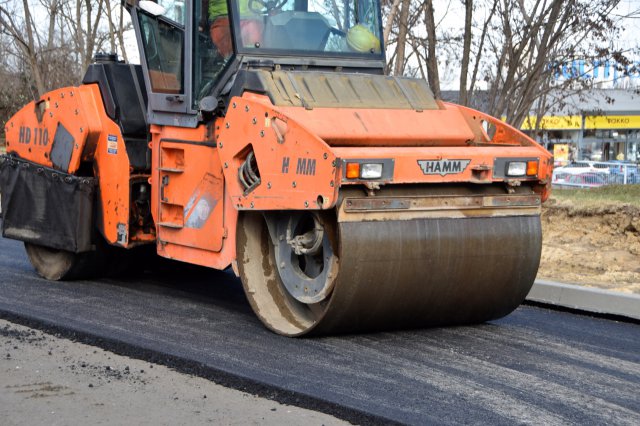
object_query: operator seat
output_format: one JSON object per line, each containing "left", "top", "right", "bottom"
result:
{"left": 82, "top": 55, "right": 150, "bottom": 171}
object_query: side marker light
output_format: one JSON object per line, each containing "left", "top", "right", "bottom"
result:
{"left": 346, "top": 162, "right": 360, "bottom": 179}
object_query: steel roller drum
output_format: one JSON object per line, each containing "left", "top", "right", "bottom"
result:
{"left": 237, "top": 187, "right": 542, "bottom": 336}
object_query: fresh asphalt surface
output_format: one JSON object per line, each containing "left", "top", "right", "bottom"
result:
{"left": 0, "top": 236, "right": 639, "bottom": 425}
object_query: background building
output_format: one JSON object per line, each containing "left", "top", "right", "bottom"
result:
{"left": 442, "top": 88, "right": 640, "bottom": 162}
{"left": 521, "top": 90, "right": 640, "bottom": 162}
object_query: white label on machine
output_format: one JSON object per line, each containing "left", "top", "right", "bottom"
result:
{"left": 107, "top": 135, "right": 118, "bottom": 155}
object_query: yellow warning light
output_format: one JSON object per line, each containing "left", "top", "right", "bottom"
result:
{"left": 526, "top": 161, "right": 538, "bottom": 176}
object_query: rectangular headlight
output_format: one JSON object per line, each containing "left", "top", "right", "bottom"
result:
{"left": 360, "top": 163, "right": 383, "bottom": 179}
{"left": 506, "top": 161, "right": 526, "bottom": 177}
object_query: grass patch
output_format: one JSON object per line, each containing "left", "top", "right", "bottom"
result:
{"left": 550, "top": 185, "right": 640, "bottom": 209}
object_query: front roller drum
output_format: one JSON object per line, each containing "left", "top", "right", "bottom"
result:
{"left": 237, "top": 211, "right": 541, "bottom": 336}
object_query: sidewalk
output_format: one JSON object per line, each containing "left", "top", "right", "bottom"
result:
{"left": 528, "top": 280, "right": 640, "bottom": 320}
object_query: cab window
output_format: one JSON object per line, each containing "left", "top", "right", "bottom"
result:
{"left": 229, "top": 0, "right": 383, "bottom": 57}
{"left": 193, "top": 0, "right": 235, "bottom": 108}
{"left": 138, "top": 1, "right": 186, "bottom": 94}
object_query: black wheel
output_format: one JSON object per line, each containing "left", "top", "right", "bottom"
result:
{"left": 24, "top": 243, "right": 105, "bottom": 281}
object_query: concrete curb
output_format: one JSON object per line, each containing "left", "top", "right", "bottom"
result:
{"left": 528, "top": 280, "right": 640, "bottom": 320}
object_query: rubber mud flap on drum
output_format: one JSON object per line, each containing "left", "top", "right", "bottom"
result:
{"left": 0, "top": 156, "right": 95, "bottom": 253}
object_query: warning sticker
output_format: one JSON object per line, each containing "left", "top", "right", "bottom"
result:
{"left": 107, "top": 134, "right": 118, "bottom": 155}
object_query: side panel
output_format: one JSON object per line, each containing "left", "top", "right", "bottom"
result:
{"left": 81, "top": 85, "right": 136, "bottom": 247}
{"left": 3, "top": 84, "right": 142, "bottom": 248}
{"left": 217, "top": 97, "right": 341, "bottom": 211}
{"left": 4, "top": 86, "right": 102, "bottom": 173}
{"left": 150, "top": 125, "right": 236, "bottom": 270}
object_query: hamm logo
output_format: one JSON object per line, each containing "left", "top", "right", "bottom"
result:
{"left": 418, "top": 159, "right": 471, "bottom": 176}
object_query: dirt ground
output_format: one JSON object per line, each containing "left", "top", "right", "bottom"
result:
{"left": 539, "top": 200, "right": 640, "bottom": 294}
{"left": 0, "top": 320, "right": 345, "bottom": 426}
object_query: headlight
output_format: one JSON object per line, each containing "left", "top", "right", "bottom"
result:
{"left": 360, "top": 163, "right": 383, "bottom": 179}
{"left": 346, "top": 162, "right": 383, "bottom": 179}
{"left": 494, "top": 158, "right": 539, "bottom": 179}
{"left": 506, "top": 161, "right": 527, "bottom": 176}
{"left": 343, "top": 159, "right": 394, "bottom": 181}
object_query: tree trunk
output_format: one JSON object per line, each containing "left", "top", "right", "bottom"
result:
{"left": 383, "top": 0, "right": 402, "bottom": 48}
{"left": 459, "top": 0, "right": 473, "bottom": 106}
{"left": 117, "top": 3, "right": 128, "bottom": 62}
{"left": 21, "top": 0, "right": 45, "bottom": 97}
{"left": 393, "top": 0, "right": 411, "bottom": 75}
{"left": 424, "top": 0, "right": 440, "bottom": 98}
{"left": 105, "top": 0, "right": 117, "bottom": 54}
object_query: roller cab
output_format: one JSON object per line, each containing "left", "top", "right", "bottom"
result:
{"left": 0, "top": 0, "right": 552, "bottom": 335}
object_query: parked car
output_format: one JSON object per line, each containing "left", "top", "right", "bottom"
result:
{"left": 554, "top": 161, "right": 610, "bottom": 176}
{"left": 552, "top": 172, "right": 606, "bottom": 189}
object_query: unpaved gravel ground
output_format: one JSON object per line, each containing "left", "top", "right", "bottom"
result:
{"left": 539, "top": 201, "right": 640, "bottom": 294}
{"left": 0, "top": 319, "right": 346, "bottom": 426}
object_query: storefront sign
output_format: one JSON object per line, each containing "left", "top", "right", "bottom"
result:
{"left": 551, "top": 60, "right": 640, "bottom": 89}
{"left": 521, "top": 115, "right": 640, "bottom": 130}
{"left": 585, "top": 115, "right": 640, "bottom": 129}
{"left": 520, "top": 115, "right": 582, "bottom": 130}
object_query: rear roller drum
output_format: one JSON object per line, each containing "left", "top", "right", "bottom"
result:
{"left": 24, "top": 242, "right": 105, "bottom": 281}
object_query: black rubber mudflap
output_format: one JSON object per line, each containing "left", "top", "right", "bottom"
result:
{"left": 0, "top": 156, "right": 95, "bottom": 253}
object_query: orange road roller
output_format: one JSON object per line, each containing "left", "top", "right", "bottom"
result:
{"left": 0, "top": 0, "right": 552, "bottom": 336}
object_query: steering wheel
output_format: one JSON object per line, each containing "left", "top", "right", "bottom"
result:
{"left": 248, "top": 0, "right": 288, "bottom": 14}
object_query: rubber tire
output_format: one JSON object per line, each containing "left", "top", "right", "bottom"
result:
{"left": 24, "top": 243, "right": 105, "bottom": 281}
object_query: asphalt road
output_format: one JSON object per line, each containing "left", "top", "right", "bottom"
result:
{"left": 0, "top": 236, "right": 639, "bottom": 425}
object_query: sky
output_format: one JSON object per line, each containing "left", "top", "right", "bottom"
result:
{"left": 433, "top": 0, "right": 640, "bottom": 90}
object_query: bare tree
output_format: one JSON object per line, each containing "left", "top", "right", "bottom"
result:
{"left": 59, "top": 0, "right": 107, "bottom": 70}
{"left": 466, "top": 0, "right": 499, "bottom": 105}
{"left": 115, "top": 0, "right": 130, "bottom": 62}
{"left": 423, "top": 0, "right": 440, "bottom": 98}
{"left": 483, "top": 0, "right": 623, "bottom": 127}
{"left": 382, "top": 0, "right": 401, "bottom": 48}
{"left": 393, "top": 0, "right": 411, "bottom": 75}
{"left": 384, "top": 0, "right": 630, "bottom": 129}
{"left": 0, "top": 0, "right": 47, "bottom": 96}
{"left": 0, "top": 0, "right": 133, "bottom": 129}
{"left": 458, "top": 0, "right": 473, "bottom": 105}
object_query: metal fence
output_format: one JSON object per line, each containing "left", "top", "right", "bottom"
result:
{"left": 552, "top": 161, "right": 639, "bottom": 189}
